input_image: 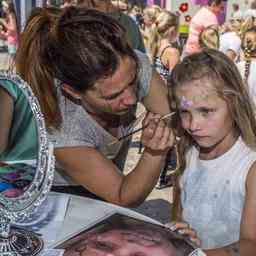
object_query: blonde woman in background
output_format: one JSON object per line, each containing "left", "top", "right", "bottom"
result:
{"left": 153, "top": 10, "right": 180, "bottom": 81}
{"left": 198, "top": 25, "right": 220, "bottom": 50}
{"left": 151, "top": 11, "right": 180, "bottom": 189}
{"left": 141, "top": 5, "right": 162, "bottom": 62}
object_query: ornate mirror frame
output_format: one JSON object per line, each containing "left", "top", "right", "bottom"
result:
{"left": 0, "top": 71, "right": 55, "bottom": 255}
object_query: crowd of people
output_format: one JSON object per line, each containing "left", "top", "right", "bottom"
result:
{"left": 1, "top": 0, "right": 256, "bottom": 255}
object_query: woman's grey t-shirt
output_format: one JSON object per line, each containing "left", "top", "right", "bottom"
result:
{"left": 48, "top": 51, "right": 153, "bottom": 185}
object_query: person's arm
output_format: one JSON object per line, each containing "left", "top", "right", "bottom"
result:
{"left": 164, "top": 48, "right": 180, "bottom": 72}
{"left": 6, "top": 13, "right": 17, "bottom": 34}
{"left": 204, "top": 161, "right": 256, "bottom": 256}
{"left": 55, "top": 112, "right": 174, "bottom": 207}
{"left": 226, "top": 49, "right": 237, "bottom": 61}
{"left": 0, "top": 17, "right": 8, "bottom": 29}
{"left": 225, "top": 37, "right": 241, "bottom": 61}
{"left": 142, "top": 70, "right": 170, "bottom": 115}
{"left": 0, "top": 87, "right": 14, "bottom": 154}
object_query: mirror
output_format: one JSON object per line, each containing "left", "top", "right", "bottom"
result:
{"left": 0, "top": 71, "right": 54, "bottom": 255}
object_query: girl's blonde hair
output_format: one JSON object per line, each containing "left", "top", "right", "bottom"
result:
{"left": 151, "top": 10, "right": 179, "bottom": 59}
{"left": 169, "top": 49, "right": 256, "bottom": 175}
{"left": 199, "top": 25, "right": 219, "bottom": 50}
{"left": 241, "top": 27, "right": 256, "bottom": 82}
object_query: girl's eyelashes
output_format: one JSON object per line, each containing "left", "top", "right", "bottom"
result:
{"left": 179, "top": 109, "right": 189, "bottom": 116}
{"left": 178, "top": 108, "right": 216, "bottom": 117}
{"left": 199, "top": 108, "right": 216, "bottom": 117}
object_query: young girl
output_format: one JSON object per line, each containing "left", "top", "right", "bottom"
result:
{"left": 153, "top": 10, "right": 180, "bottom": 81}
{"left": 237, "top": 27, "right": 256, "bottom": 104}
{"left": 168, "top": 49, "right": 256, "bottom": 254}
{"left": 0, "top": 0, "right": 18, "bottom": 67}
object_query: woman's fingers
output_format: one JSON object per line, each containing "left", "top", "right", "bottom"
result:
{"left": 142, "top": 112, "right": 158, "bottom": 127}
{"left": 141, "top": 113, "right": 174, "bottom": 152}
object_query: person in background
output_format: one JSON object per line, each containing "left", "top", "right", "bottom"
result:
{"left": 141, "top": 5, "right": 162, "bottom": 61}
{"left": 237, "top": 27, "right": 256, "bottom": 104}
{"left": 150, "top": 10, "right": 180, "bottom": 189}
{"left": 198, "top": 25, "right": 220, "bottom": 50}
{"left": 15, "top": 7, "right": 174, "bottom": 207}
{"left": 0, "top": 0, "right": 18, "bottom": 67}
{"left": 231, "top": 3, "right": 242, "bottom": 20}
{"left": 76, "top": 0, "right": 145, "bottom": 53}
{"left": 168, "top": 49, "right": 256, "bottom": 255}
{"left": 244, "top": 0, "right": 256, "bottom": 21}
{"left": 184, "top": 0, "right": 224, "bottom": 56}
{"left": 153, "top": 10, "right": 180, "bottom": 80}
{"left": 128, "top": 4, "right": 142, "bottom": 26}
{"left": 219, "top": 16, "right": 242, "bottom": 61}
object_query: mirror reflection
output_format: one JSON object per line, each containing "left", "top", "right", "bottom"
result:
{"left": 0, "top": 162, "right": 37, "bottom": 198}
{"left": 0, "top": 79, "right": 38, "bottom": 198}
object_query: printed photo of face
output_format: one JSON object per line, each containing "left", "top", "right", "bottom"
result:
{"left": 64, "top": 228, "right": 177, "bottom": 256}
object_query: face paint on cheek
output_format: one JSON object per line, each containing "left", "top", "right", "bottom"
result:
{"left": 179, "top": 96, "right": 193, "bottom": 108}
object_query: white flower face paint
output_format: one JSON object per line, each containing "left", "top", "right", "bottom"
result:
{"left": 180, "top": 96, "right": 194, "bottom": 108}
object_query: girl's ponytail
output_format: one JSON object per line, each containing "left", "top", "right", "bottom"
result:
{"left": 241, "top": 27, "right": 256, "bottom": 83}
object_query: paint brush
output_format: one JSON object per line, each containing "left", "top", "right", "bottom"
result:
{"left": 108, "top": 112, "right": 176, "bottom": 146}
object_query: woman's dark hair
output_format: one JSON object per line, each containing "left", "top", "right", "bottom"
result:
{"left": 16, "top": 7, "right": 138, "bottom": 130}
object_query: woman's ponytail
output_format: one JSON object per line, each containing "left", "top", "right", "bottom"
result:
{"left": 15, "top": 7, "right": 62, "bottom": 130}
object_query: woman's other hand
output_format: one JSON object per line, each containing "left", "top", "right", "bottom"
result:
{"left": 165, "top": 221, "right": 201, "bottom": 247}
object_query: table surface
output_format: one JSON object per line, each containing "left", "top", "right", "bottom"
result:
{"left": 53, "top": 193, "right": 162, "bottom": 246}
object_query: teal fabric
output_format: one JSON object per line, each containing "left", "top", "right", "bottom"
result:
{"left": 0, "top": 80, "right": 38, "bottom": 162}
{"left": 110, "top": 11, "right": 145, "bottom": 53}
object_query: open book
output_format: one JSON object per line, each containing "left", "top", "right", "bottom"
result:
{"left": 54, "top": 213, "right": 205, "bottom": 256}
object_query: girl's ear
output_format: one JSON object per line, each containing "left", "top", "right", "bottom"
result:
{"left": 61, "top": 83, "right": 82, "bottom": 100}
